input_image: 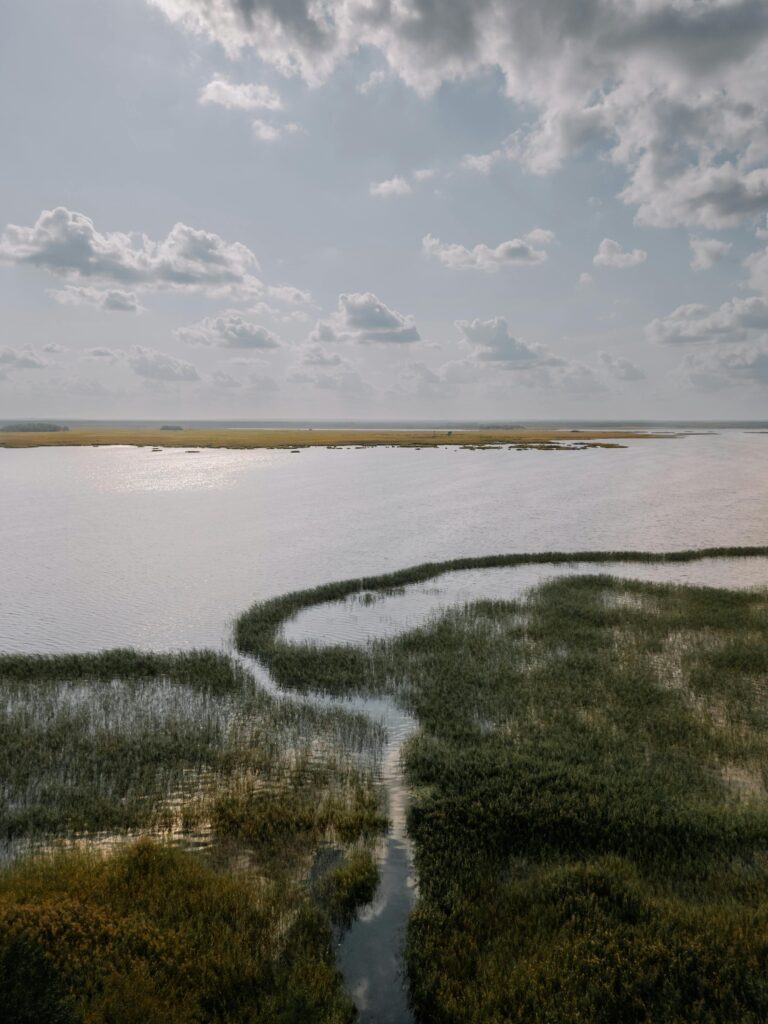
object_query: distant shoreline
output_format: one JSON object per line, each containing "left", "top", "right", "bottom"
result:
{"left": 0, "top": 426, "right": 674, "bottom": 451}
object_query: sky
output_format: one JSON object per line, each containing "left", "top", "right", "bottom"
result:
{"left": 2, "top": 0, "right": 768, "bottom": 421}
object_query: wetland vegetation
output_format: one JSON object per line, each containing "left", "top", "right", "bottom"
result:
{"left": 237, "top": 546, "right": 768, "bottom": 1022}
{"left": 0, "top": 648, "right": 386, "bottom": 1022}
{"left": 0, "top": 425, "right": 666, "bottom": 450}
{"left": 2, "top": 545, "right": 767, "bottom": 1021}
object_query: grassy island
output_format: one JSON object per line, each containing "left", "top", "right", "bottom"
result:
{"left": 0, "top": 426, "right": 670, "bottom": 450}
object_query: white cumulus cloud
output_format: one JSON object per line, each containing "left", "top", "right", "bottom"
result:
{"left": 48, "top": 285, "right": 142, "bottom": 312}
{"left": 369, "top": 176, "right": 412, "bottom": 199}
{"left": 309, "top": 292, "right": 420, "bottom": 345}
{"left": 423, "top": 230, "right": 553, "bottom": 271}
{"left": 175, "top": 311, "right": 281, "bottom": 349}
{"left": 593, "top": 238, "right": 647, "bottom": 268}
{"left": 647, "top": 296, "right": 768, "bottom": 344}
{"left": 599, "top": 352, "right": 646, "bottom": 380}
{"left": 0, "top": 347, "right": 48, "bottom": 371}
{"left": 127, "top": 347, "right": 200, "bottom": 381}
{"left": 689, "top": 237, "right": 732, "bottom": 271}
{"left": 0, "top": 207, "right": 263, "bottom": 298}
{"left": 199, "top": 75, "right": 282, "bottom": 111}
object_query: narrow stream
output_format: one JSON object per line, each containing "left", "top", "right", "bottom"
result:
{"left": 236, "top": 656, "right": 418, "bottom": 1024}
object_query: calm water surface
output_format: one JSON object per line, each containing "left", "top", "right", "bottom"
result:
{"left": 1, "top": 431, "right": 767, "bottom": 655}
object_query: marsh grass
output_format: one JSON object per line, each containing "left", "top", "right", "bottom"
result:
{"left": 4, "top": 545, "right": 768, "bottom": 1022}
{"left": 234, "top": 546, "right": 768, "bottom": 1022}
{"left": 0, "top": 649, "right": 388, "bottom": 1020}
{"left": 0, "top": 426, "right": 665, "bottom": 450}
{"left": 0, "top": 649, "right": 384, "bottom": 846}
{"left": 0, "top": 839, "right": 359, "bottom": 1024}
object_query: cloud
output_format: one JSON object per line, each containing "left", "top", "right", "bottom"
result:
{"left": 744, "top": 246, "right": 768, "bottom": 296}
{"left": 523, "top": 361, "right": 608, "bottom": 393}
{"left": 599, "top": 351, "right": 646, "bottom": 380}
{"left": 450, "top": 317, "right": 608, "bottom": 392}
{"left": 461, "top": 150, "right": 503, "bottom": 175}
{"left": 625, "top": 163, "right": 768, "bottom": 231}
{"left": 83, "top": 347, "right": 122, "bottom": 361}
{"left": 579, "top": 272, "right": 594, "bottom": 286}
{"left": 647, "top": 296, "right": 768, "bottom": 344}
{"left": 290, "top": 364, "right": 373, "bottom": 396}
{"left": 127, "top": 347, "right": 199, "bottom": 381}
{"left": 679, "top": 342, "right": 768, "bottom": 390}
{"left": 175, "top": 311, "right": 281, "bottom": 349}
{"left": 423, "top": 229, "right": 553, "bottom": 271}
{"left": 0, "top": 207, "right": 262, "bottom": 297}
{"left": 593, "top": 238, "right": 647, "bottom": 268}
{"left": 48, "top": 284, "right": 142, "bottom": 312}
{"left": 311, "top": 292, "right": 420, "bottom": 345}
{"left": 340, "top": 292, "right": 419, "bottom": 343}
{"left": 389, "top": 361, "right": 448, "bottom": 399}
{"left": 252, "top": 119, "right": 299, "bottom": 142}
{"left": 0, "top": 346, "right": 47, "bottom": 370}
{"left": 370, "top": 168, "right": 440, "bottom": 198}
{"left": 265, "top": 283, "right": 312, "bottom": 306}
{"left": 210, "top": 370, "right": 243, "bottom": 389}
{"left": 198, "top": 75, "right": 282, "bottom": 110}
{"left": 302, "top": 343, "right": 343, "bottom": 367}
{"left": 369, "top": 176, "right": 412, "bottom": 199}
{"left": 689, "top": 237, "right": 732, "bottom": 271}
{"left": 358, "top": 69, "right": 389, "bottom": 95}
{"left": 146, "top": 0, "right": 768, "bottom": 229}
{"left": 455, "top": 317, "right": 552, "bottom": 366}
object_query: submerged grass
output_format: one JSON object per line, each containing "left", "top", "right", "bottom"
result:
{"left": 0, "top": 649, "right": 384, "bottom": 844}
{"left": 235, "top": 546, "right": 768, "bottom": 1022}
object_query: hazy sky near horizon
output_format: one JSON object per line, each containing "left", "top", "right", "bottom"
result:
{"left": 2, "top": 0, "right": 768, "bottom": 419}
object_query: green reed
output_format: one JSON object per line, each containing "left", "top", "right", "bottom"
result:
{"left": 234, "top": 548, "right": 768, "bottom": 1022}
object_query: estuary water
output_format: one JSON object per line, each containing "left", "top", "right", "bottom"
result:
{"left": 1, "top": 430, "right": 767, "bottom": 655}
{"left": 1, "top": 428, "right": 767, "bottom": 1022}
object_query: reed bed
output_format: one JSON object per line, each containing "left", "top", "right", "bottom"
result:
{"left": 235, "top": 546, "right": 768, "bottom": 1022}
{"left": 0, "top": 649, "right": 384, "bottom": 846}
{"left": 0, "top": 840, "right": 360, "bottom": 1023}
{"left": 0, "top": 648, "right": 386, "bottom": 1020}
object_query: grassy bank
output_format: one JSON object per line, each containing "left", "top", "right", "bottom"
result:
{"left": 236, "top": 547, "right": 768, "bottom": 1021}
{"left": 0, "top": 426, "right": 667, "bottom": 450}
